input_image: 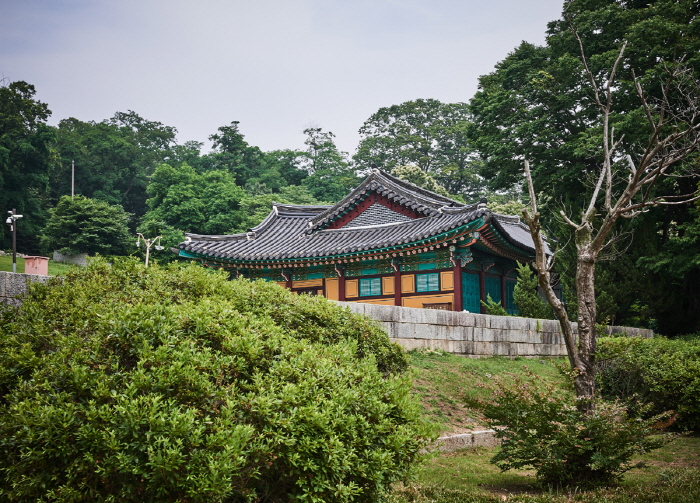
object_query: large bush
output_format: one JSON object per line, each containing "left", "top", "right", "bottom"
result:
{"left": 466, "top": 368, "right": 669, "bottom": 488}
{"left": 41, "top": 195, "right": 132, "bottom": 255}
{"left": 0, "top": 260, "right": 428, "bottom": 502}
{"left": 596, "top": 335, "right": 700, "bottom": 432}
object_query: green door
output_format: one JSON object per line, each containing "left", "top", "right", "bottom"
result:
{"left": 505, "top": 279, "right": 519, "bottom": 315}
{"left": 462, "top": 272, "right": 481, "bottom": 313}
{"left": 485, "top": 276, "right": 502, "bottom": 304}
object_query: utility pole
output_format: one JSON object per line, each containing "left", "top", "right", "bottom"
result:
{"left": 71, "top": 160, "right": 75, "bottom": 199}
{"left": 5, "top": 209, "right": 23, "bottom": 273}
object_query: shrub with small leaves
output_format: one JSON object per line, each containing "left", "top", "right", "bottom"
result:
{"left": 465, "top": 368, "right": 670, "bottom": 488}
{"left": 512, "top": 262, "right": 553, "bottom": 320}
{"left": 596, "top": 335, "right": 700, "bottom": 431}
{"left": 0, "top": 259, "right": 429, "bottom": 502}
{"left": 481, "top": 294, "right": 508, "bottom": 316}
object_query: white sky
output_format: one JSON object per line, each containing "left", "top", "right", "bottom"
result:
{"left": 1, "top": 0, "right": 564, "bottom": 156}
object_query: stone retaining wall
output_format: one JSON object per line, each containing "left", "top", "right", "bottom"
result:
{"left": 0, "top": 271, "right": 51, "bottom": 307}
{"left": 338, "top": 302, "right": 653, "bottom": 357}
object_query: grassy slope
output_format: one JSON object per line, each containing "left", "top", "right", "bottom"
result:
{"left": 409, "top": 350, "right": 567, "bottom": 435}
{"left": 0, "top": 255, "right": 76, "bottom": 275}
{"left": 401, "top": 350, "right": 700, "bottom": 502}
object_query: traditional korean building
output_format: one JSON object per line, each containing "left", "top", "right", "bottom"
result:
{"left": 176, "top": 170, "right": 543, "bottom": 314}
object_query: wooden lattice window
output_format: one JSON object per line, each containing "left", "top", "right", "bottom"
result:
{"left": 423, "top": 302, "right": 452, "bottom": 311}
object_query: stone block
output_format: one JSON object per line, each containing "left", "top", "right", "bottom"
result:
{"left": 472, "top": 327, "right": 492, "bottom": 342}
{"left": 6, "top": 273, "right": 28, "bottom": 298}
{"left": 0, "top": 297, "right": 22, "bottom": 308}
{"left": 435, "top": 433, "right": 472, "bottom": 452}
{"left": 398, "top": 306, "right": 422, "bottom": 324}
{"left": 0, "top": 272, "right": 6, "bottom": 297}
{"left": 447, "top": 325, "right": 470, "bottom": 341}
{"left": 473, "top": 314, "right": 489, "bottom": 328}
{"left": 493, "top": 341, "right": 511, "bottom": 356}
{"left": 505, "top": 316, "right": 524, "bottom": 330}
{"left": 456, "top": 311, "right": 476, "bottom": 327}
{"left": 508, "top": 329, "right": 529, "bottom": 343}
{"left": 471, "top": 430, "right": 499, "bottom": 448}
{"left": 432, "top": 324, "right": 447, "bottom": 340}
{"left": 473, "top": 341, "right": 494, "bottom": 355}
{"left": 395, "top": 323, "right": 416, "bottom": 339}
{"left": 413, "top": 324, "right": 436, "bottom": 340}
{"left": 488, "top": 315, "right": 509, "bottom": 329}
{"left": 541, "top": 319, "right": 560, "bottom": 333}
{"left": 366, "top": 304, "right": 399, "bottom": 322}
{"left": 435, "top": 309, "right": 456, "bottom": 326}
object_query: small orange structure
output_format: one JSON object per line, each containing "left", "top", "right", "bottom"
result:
{"left": 24, "top": 256, "right": 50, "bottom": 276}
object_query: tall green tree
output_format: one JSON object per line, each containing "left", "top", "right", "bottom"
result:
{"left": 469, "top": 0, "right": 700, "bottom": 334}
{"left": 41, "top": 195, "right": 132, "bottom": 255}
{"left": 144, "top": 162, "right": 246, "bottom": 235}
{"left": 301, "top": 127, "right": 358, "bottom": 201}
{"left": 0, "top": 81, "right": 55, "bottom": 253}
{"left": 51, "top": 111, "right": 177, "bottom": 218}
{"left": 354, "top": 99, "right": 482, "bottom": 196}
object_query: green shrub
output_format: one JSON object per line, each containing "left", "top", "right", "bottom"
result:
{"left": 596, "top": 335, "right": 700, "bottom": 431}
{"left": 512, "top": 262, "right": 553, "bottom": 320}
{"left": 481, "top": 294, "right": 508, "bottom": 316}
{"left": 0, "top": 259, "right": 429, "bottom": 502}
{"left": 465, "top": 368, "right": 669, "bottom": 488}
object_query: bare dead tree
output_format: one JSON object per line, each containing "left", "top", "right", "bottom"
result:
{"left": 521, "top": 35, "right": 700, "bottom": 413}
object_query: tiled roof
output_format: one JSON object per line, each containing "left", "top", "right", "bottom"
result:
{"left": 178, "top": 170, "right": 546, "bottom": 264}
{"left": 308, "top": 169, "right": 464, "bottom": 232}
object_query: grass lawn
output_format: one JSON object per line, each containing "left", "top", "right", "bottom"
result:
{"left": 0, "top": 254, "right": 77, "bottom": 276}
{"left": 409, "top": 350, "right": 568, "bottom": 435}
{"left": 399, "top": 350, "right": 700, "bottom": 502}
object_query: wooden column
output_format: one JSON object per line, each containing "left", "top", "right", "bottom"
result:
{"left": 337, "top": 266, "right": 346, "bottom": 302}
{"left": 394, "top": 269, "right": 402, "bottom": 307}
{"left": 479, "top": 269, "right": 486, "bottom": 314}
{"left": 285, "top": 269, "right": 293, "bottom": 291}
{"left": 453, "top": 258, "right": 463, "bottom": 312}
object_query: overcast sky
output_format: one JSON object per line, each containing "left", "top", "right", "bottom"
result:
{"left": 2, "top": 0, "right": 564, "bottom": 155}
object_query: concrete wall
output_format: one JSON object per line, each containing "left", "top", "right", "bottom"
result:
{"left": 0, "top": 271, "right": 51, "bottom": 307}
{"left": 338, "top": 302, "right": 653, "bottom": 357}
{"left": 53, "top": 251, "right": 88, "bottom": 266}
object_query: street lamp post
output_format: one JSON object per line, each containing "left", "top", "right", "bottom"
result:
{"left": 135, "top": 233, "right": 163, "bottom": 267}
{"left": 5, "top": 209, "right": 23, "bottom": 273}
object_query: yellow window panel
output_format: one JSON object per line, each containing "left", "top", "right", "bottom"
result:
{"left": 401, "top": 274, "right": 415, "bottom": 294}
{"left": 440, "top": 271, "right": 454, "bottom": 290}
{"left": 382, "top": 276, "right": 395, "bottom": 295}
{"left": 346, "top": 279, "right": 359, "bottom": 298}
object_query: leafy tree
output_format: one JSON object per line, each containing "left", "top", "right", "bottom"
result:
{"left": 41, "top": 195, "right": 132, "bottom": 255}
{"left": 354, "top": 99, "right": 482, "bottom": 195}
{"left": 468, "top": 0, "right": 700, "bottom": 334}
{"left": 0, "top": 260, "right": 427, "bottom": 502}
{"left": 232, "top": 185, "right": 328, "bottom": 233}
{"left": 521, "top": 30, "right": 700, "bottom": 412}
{"left": 144, "top": 162, "right": 245, "bottom": 235}
{"left": 301, "top": 127, "right": 358, "bottom": 201}
{"left": 203, "top": 121, "right": 268, "bottom": 187}
{"left": 390, "top": 165, "right": 451, "bottom": 197}
{"left": 0, "top": 80, "right": 55, "bottom": 253}
{"left": 263, "top": 148, "right": 310, "bottom": 186}
{"left": 51, "top": 111, "right": 177, "bottom": 218}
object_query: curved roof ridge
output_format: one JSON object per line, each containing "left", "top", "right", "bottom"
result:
{"left": 308, "top": 169, "right": 466, "bottom": 232}
{"left": 376, "top": 169, "right": 464, "bottom": 207}
{"left": 184, "top": 232, "right": 249, "bottom": 242}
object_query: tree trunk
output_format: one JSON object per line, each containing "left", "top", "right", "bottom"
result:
{"left": 574, "top": 248, "right": 597, "bottom": 412}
